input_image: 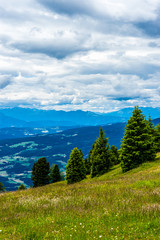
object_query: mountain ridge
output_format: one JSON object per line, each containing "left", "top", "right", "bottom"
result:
{"left": 0, "top": 106, "right": 160, "bottom": 128}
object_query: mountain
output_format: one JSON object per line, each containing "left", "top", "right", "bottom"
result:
{"left": 0, "top": 107, "right": 127, "bottom": 128}
{"left": 152, "top": 118, "right": 160, "bottom": 126}
{"left": 0, "top": 107, "right": 160, "bottom": 129}
{"left": 0, "top": 112, "right": 26, "bottom": 128}
{"left": 105, "top": 107, "right": 160, "bottom": 120}
{"left": 0, "top": 123, "right": 125, "bottom": 191}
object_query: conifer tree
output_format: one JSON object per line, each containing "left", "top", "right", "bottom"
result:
{"left": 84, "top": 158, "right": 91, "bottom": 175}
{"left": 0, "top": 182, "right": 5, "bottom": 192}
{"left": 18, "top": 184, "right": 26, "bottom": 190}
{"left": 154, "top": 124, "right": 160, "bottom": 152}
{"left": 120, "top": 106, "right": 156, "bottom": 172}
{"left": 145, "top": 114, "right": 156, "bottom": 162}
{"left": 66, "top": 148, "right": 86, "bottom": 184}
{"left": 85, "top": 143, "right": 95, "bottom": 175}
{"left": 109, "top": 145, "right": 119, "bottom": 165}
{"left": 90, "top": 127, "right": 111, "bottom": 177}
{"left": 31, "top": 157, "right": 50, "bottom": 187}
{"left": 50, "top": 164, "right": 61, "bottom": 183}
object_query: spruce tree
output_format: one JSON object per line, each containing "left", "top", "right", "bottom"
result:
{"left": 31, "top": 157, "right": 50, "bottom": 187}
{"left": 120, "top": 106, "right": 156, "bottom": 172}
{"left": 50, "top": 164, "right": 61, "bottom": 183}
{"left": 0, "top": 182, "right": 5, "bottom": 192}
{"left": 66, "top": 148, "right": 86, "bottom": 184}
{"left": 109, "top": 145, "right": 119, "bottom": 165}
{"left": 154, "top": 124, "right": 160, "bottom": 152}
{"left": 90, "top": 127, "right": 111, "bottom": 178}
{"left": 84, "top": 158, "right": 91, "bottom": 175}
{"left": 18, "top": 184, "right": 26, "bottom": 190}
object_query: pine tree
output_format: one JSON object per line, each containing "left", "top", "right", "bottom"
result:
{"left": 0, "top": 182, "right": 5, "bottom": 192}
{"left": 120, "top": 106, "right": 156, "bottom": 172}
{"left": 31, "top": 157, "right": 50, "bottom": 187}
{"left": 50, "top": 164, "right": 61, "bottom": 183}
{"left": 85, "top": 143, "right": 95, "bottom": 175}
{"left": 84, "top": 158, "right": 91, "bottom": 175}
{"left": 66, "top": 148, "right": 86, "bottom": 184}
{"left": 90, "top": 127, "right": 111, "bottom": 178}
{"left": 145, "top": 114, "right": 156, "bottom": 162}
{"left": 154, "top": 124, "right": 160, "bottom": 152}
{"left": 18, "top": 184, "right": 26, "bottom": 190}
{"left": 109, "top": 145, "right": 119, "bottom": 165}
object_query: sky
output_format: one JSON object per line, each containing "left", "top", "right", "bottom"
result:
{"left": 0, "top": 0, "right": 160, "bottom": 112}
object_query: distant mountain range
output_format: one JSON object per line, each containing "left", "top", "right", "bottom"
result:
{"left": 0, "top": 107, "right": 160, "bottom": 128}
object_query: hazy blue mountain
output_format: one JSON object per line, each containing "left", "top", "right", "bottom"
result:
{"left": 152, "top": 118, "right": 160, "bottom": 126}
{"left": 0, "top": 112, "right": 26, "bottom": 128}
{"left": 0, "top": 107, "right": 159, "bottom": 129}
{"left": 105, "top": 107, "right": 160, "bottom": 120}
{"left": 0, "top": 107, "right": 127, "bottom": 127}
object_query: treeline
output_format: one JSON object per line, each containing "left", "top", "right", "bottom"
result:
{"left": 0, "top": 106, "right": 160, "bottom": 191}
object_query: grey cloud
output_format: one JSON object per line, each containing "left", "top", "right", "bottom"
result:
{"left": 0, "top": 79, "right": 11, "bottom": 89}
{"left": 12, "top": 42, "right": 78, "bottom": 59}
{"left": 37, "top": 0, "right": 91, "bottom": 16}
{"left": 136, "top": 19, "right": 160, "bottom": 37}
{"left": 10, "top": 35, "right": 90, "bottom": 59}
{"left": 0, "top": 75, "right": 12, "bottom": 89}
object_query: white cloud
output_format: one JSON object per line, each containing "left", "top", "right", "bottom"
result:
{"left": 0, "top": 0, "right": 159, "bottom": 112}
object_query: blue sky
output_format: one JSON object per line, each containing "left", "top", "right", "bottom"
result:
{"left": 0, "top": 0, "right": 160, "bottom": 112}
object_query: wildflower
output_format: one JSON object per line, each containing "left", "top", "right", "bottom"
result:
{"left": 99, "top": 235, "right": 102, "bottom": 238}
{"left": 80, "top": 223, "right": 82, "bottom": 225}
{"left": 0, "top": 230, "right": 2, "bottom": 232}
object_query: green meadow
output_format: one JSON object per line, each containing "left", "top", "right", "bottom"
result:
{"left": 1, "top": 153, "right": 160, "bottom": 239}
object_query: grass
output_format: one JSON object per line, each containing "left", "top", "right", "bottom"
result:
{"left": 1, "top": 153, "right": 160, "bottom": 239}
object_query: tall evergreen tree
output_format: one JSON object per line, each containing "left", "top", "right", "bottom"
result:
{"left": 90, "top": 127, "right": 111, "bottom": 178}
{"left": 0, "top": 182, "right": 5, "bottom": 192}
{"left": 120, "top": 106, "right": 156, "bottom": 172}
{"left": 66, "top": 148, "right": 86, "bottom": 184}
{"left": 50, "top": 164, "right": 61, "bottom": 183}
{"left": 109, "top": 145, "right": 120, "bottom": 165}
{"left": 18, "top": 184, "right": 26, "bottom": 190}
{"left": 84, "top": 158, "right": 91, "bottom": 175}
{"left": 85, "top": 143, "right": 95, "bottom": 175}
{"left": 154, "top": 124, "right": 160, "bottom": 152}
{"left": 31, "top": 157, "right": 50, "bottom": 187}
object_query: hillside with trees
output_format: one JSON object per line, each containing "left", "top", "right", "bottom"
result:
{"left": 1, "top": 106, "right": 160, "bottom": 239}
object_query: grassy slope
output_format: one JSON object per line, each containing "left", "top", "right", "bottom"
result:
{"left": 1, "top": 154, "right": 160, "bottom": 239}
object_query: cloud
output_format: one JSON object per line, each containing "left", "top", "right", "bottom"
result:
{"left": 37, "top": 0, "right": 160, "bottom": 22}
{"left": 0, "top": 0, "right": 159, "bottom": 112}
{"left": 37, "top": 0, "right": 91, "bottom": 16}
{"left": 136, "top": 19, "right": 160, "bottom": 37}
{"left": 0, "top": 75, "right": 12, "bottom": 89}
{"left": 10, "top": 33, "right": 90, "bottom": 59}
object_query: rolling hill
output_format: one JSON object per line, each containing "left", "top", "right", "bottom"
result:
{"left": 1, "top": 153, "right": 160, "bottom": 239}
